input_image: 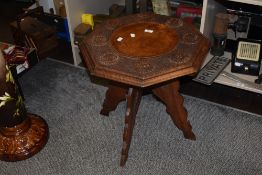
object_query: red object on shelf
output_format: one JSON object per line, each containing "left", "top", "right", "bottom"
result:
{"left": 176, "top": 4, "right": 202, "bottom": 24}
{"left": 3, "top": 46, "right": 29, "bottom": 65}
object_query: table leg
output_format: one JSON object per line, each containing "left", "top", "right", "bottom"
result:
{"left": 152, "top": 80, "right": 196, "bottom": 140}
{"left": 120, "top": 88, "right": 142, "bottom": 166}
{"left": 100, "top": 85, "right": 128, "bottom": 116}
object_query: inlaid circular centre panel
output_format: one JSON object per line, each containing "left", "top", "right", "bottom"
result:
{"left": 111, "top": 22, "right": 178, "bottom": 57}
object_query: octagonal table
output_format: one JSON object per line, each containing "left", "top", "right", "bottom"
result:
{"left": 80, "top": 13, "right": 210, "bottom": 166}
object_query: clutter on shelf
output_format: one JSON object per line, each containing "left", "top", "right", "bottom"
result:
{"left": 150, "top": 0, "right": 202, "bottom": 28}
{"left": 9, "top": 6, "right": 59, "bottom": 59}
{"left": 73, "top": 3, "right": 126, "bottom": 45}
{"left": 0, "top": 42, "right": 38, "bottom": 78}
{"left": 74, "top": 24, "right": 92, "bottom": 45}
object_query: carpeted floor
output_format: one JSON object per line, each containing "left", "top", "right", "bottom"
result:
{"left": 1, "top": 59, "right": 262, "bottom": 175}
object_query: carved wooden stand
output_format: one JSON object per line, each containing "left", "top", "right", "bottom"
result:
{"left": 0, "top": 113, "right": 49, "bottom": 161}
{"left": 100, "top": 80, "right": 195, "bottom": 166}
{"left": 79, "top": 13, "right": 210, "bottom": 166}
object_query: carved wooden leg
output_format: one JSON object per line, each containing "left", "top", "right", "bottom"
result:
{"left": 152, "top": 80, "right": 196, "bottom": 140}
{"left": 100, "top": 85, "right": 128, "bottom": 116}
{"left": 120, "top": 88, "right": 142, "bottom": 166}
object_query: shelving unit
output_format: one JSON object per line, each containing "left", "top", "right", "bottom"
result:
{"left": 39, "top": 0, "right": 261, "bottom": 94}
{"left": 63, "top": 0, "right": 125, "bottom": 66}
{"left": 200, "top": 0, "right": 262, "bottom": 94}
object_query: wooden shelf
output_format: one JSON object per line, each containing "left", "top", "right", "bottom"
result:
{"left": 227, "top": 0, "right": 262, "bottom": 6}
{"left": 200, "top": 0, "right": 262, "bottom": 94}
{"left": 63, "top": 0, "right": 125, "bottom": 66}
{"left": 203, "top": 52, "right": 262, "bottom": 94}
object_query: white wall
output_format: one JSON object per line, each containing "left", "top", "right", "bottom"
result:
{"left": 64, "top": 0, "right": 125, "bottom": 65}
{"left": 38, "top": 0, "right": 55, "bottom": 13}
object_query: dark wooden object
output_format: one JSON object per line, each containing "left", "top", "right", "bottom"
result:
{"left": 9, "top": 6, "right": 58, "bottom": 59}
{"left": 125, "top": 0, "right": 149, "bottom": 13}
{"left": 139, "top": 0, "right": 149, "bottom": 12}
{"left": 0, "top": 52, "right": 49, "bottom": 161}
{"left": 80, "top": 13, "right": 210, "bottom": 166}
{"left": 109, "top": 4, "right": 125, "bottom": 18}
{"left": 125, "top": 0, "right": 137, "bottom": 14}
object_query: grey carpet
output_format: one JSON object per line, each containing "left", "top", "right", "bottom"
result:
{"left": 1, "top": 59, "right": 262, "bottom": 175}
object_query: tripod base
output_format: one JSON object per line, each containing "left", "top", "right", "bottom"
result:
{"left": 0, "top": 113, "right": 49, "bottom": 162}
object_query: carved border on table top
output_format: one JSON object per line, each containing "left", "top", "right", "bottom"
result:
{"left": 105, "top": 18, "right": 121, "bottom": 30}
{"left": 90, "top": 35, "right": 108, "bottom": 46}
{"left": 97, "top": 52, "right": 119, "bottom": 66}
{"left": 181, "top": 32, "right": 201, "bottom": 45}
{"left": 133, "top": 60, "right": 155, "bottom": 75}
{"left": 165, "top": 18, "right": 184, "bottom": 28}
{"left": 167, "top": 44, "right": 193, "bottom": 65}
{"left": 82, "top": 13, "right": 209, "bottom": 83}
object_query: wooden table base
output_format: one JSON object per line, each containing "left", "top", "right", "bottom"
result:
{"left": 100, "top": 80, "right": 195, "bottom": 166}
{"left": 0, "top": 113, "right": 49, "bottom": 162}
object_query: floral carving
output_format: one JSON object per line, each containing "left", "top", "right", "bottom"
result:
{"left": 169, "top": 49, "right": 191, "bottom": 65}
{"left": 133, "top": 60, "right": 155, "bottom": 75}
{"left": 165, "top": 18, "right": 183, "bottom": 28}
{"left": 91, "top": 35, "right": 108, "bottom": 46}
{"left": 98, "top": 53, "right": 119, "bottom": 66}
{"left": 182, "top": 33, "right": 200, "bottom": 44}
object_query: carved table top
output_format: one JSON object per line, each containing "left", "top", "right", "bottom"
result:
{"left": 80, "top": 13, "right": 210, "bottom": 87}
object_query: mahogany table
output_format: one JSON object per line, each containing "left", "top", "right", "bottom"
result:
{"left": 80, "top": 13, "right": 210, "bottom": 166}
